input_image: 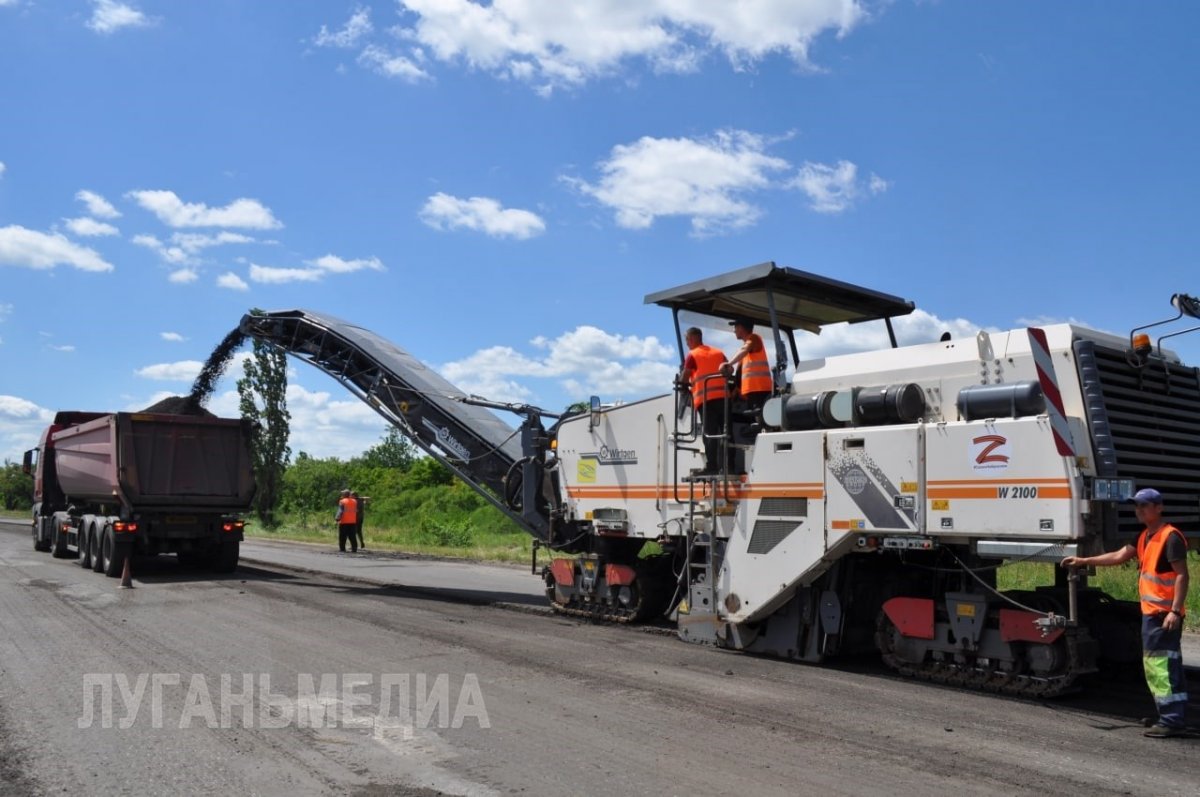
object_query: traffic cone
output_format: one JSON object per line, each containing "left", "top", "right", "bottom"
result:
{"left": 118, "top": 555, "right": 134, "bottom": 589}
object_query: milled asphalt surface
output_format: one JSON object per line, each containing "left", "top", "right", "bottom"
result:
{"left": 2, "top": 518, "right": 1199, "bottom": 796}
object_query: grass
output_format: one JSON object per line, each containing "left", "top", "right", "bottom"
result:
{"left": 245, "top": 515, "right": 539, "bottom": 565}
{"left": 997, "top": 554, "right": 1200, "bottom": 631}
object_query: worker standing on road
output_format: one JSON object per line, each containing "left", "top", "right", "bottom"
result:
{"left": 1061, "top": 488, "right": 1190, "bottom": 737}
{"left": 335, "top": 489, "right": 359, "bottom": 553}
{"left": 722, "top": 318, "right": 773, "bottom": 415}
{"left": 352, "top": 490, "right": 367, "bottom": 550}
{"left": 680, "top": 326, "right": 728, "bottom": 474}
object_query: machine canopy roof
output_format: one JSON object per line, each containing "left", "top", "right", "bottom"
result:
{"left": 644, "top": 261, "right": 915, "bottom": 334}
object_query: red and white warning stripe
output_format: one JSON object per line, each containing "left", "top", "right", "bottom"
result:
{"left": 1027, "top": 327, "right": 1075, "bottom": 457}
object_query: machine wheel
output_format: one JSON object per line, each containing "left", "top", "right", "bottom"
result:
{"left": 79, "top": 525, "right": 93, "bottom": 569}
{"left": 212, "top": 541, "right": 240, "bottom": 574}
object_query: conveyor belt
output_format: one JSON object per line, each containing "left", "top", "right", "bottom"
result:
{"left": 239, "top": 309, "right": 552, "bottom": 540}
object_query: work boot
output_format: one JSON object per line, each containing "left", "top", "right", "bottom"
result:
{"left": 1143, "top": 723, "right": 1184, "bottom": 738}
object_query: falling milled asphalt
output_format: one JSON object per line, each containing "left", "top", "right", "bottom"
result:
{"left": 1, "top": 521, "right": 1197, "bottom": 797}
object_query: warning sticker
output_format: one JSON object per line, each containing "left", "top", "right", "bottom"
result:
{"left": 577, "top": 459, "right": 596, "bottom": 483}
{"left": 900, "top": 481, "right": 918, "bottom": 494}
{"left": 931, "top": 499, "right": 949, "bottom": 511}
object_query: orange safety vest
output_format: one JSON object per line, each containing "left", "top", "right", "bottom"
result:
{"left": 740, "top": 333, "right": 772, "bottom": 397}
{"left": 338, "top": 496, "right": 358, "bottom": 525}
{"left": 1136, "top": 523, "right": 1186, "bottom": 617}
{"left": 688, "top": 345, "right": 728, "bottom": 408}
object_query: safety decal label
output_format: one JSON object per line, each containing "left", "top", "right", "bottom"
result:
{"left": 900, "top": 481, "right": 918, "bottom": 494}
{"left": 931, "top": 499, "right": 949, "bottom": 511}
{"left": 577, "top": 459, "right": 596, "bottom": 484}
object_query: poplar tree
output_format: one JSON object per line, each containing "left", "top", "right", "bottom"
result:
{"left": 237, "top": 312, "right": 291, "bottom": 528}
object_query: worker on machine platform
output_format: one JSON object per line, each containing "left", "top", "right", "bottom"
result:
{"left": 722, "top": 317, "right": 773, "bottom": 416}
{"left": 680, "top": 326, "right": 729, "bottom": 475}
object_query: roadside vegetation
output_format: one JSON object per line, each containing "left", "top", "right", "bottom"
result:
{"left": 251, "top": 428, "right": 535, "bottom": 563}
{"left": 998, "top": 558, "right": 1199, "bottom": 631}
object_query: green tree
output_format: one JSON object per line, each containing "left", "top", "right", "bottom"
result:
{"left": 238, "top": 314, "right": 291, "bottom": 528}
{"left": 356, "top": 426, "right": 417, "bottom": 470}
{"left": 0, "top": 460, "right": 34, "bottom": 511}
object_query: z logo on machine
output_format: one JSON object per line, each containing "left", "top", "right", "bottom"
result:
{"left": 970, "top": 434, "right": 1010, "bottom": 471}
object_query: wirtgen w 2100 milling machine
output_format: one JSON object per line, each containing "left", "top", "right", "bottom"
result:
{"left": 240, "top": 262, "right": 1200, "bottom": 696}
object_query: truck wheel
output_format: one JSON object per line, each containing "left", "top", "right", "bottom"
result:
{"left": 103, "top": 533, "right": 129, "bottom": 578}
{"left": 79, "top": 525, "right": 93, "bottom": 569}
{"left": 51, "top": 523, "right": 72, "bottom": 559}
{"left": 91, "top": 529, "right": 105, "bottom": 573}
{"left": 33, "top": 519, "right": 51, "bottom": 553}
{"left": 213, "top": 541, "right": 240, "bottom": 574}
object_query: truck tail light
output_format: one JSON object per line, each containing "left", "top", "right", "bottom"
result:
{"left": 222, "top": 521, "right": 244, "bottom": 533}
{"left": 113, "top": 522, "right": 138, "bottom": 533}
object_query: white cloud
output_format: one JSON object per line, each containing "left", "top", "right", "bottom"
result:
{"left": 419, "top": 193, "right": 546, "bottom": 239}
{"left": 307, "top": 254, "right": 386, "bottom": 273}
{"left": 160, "top": 332, "right": 185, "bottom": 342}
{"left": 571, "top": 130, "right": 789, "bottom": 235}
{"left": 87, "top": 0, "right": 152, "bottom": 34}
{"left": 0, "top": 225, "right": 114, "bottom": 272}
{"left": 127, "top": 190, "right": 283, "bottom": 229}
{"left": 200, "top": 383, "right": 388, "bottom": 460}
{"left": 440, "top": 325, "right": 676, "bottom": 404}
{"left": 0, "top": 303, "right": 11, "bottom": 321}
{"left": 0, "top": 162, "right": 6, "bottom": 178}
{"left": 791, "top": 309, "right": 986, "bottom": 360}
{"left": 789, "top": 160, "right": 888, "bottom": 214}
{"left": 217, "top": 272, "right": 249, "bottom": 291}
{"left": 135, "top": 360, "right": 203, "bottom": 381}
{"left": 47, "top": 344, "right": 76, "bottom": 353}
{"left": 171, "top": 231, "right": 255, "bottom": 253}
{"left": 63, "top": 217, "right": 120, "bottom": 237}
{"left": 134, "top": 230, "right": 254, "bottom": 266}
{"left": 357, "top": 45, "right": 430, "bottom": 81}
{"left": 76, "top": 189, "right": 121, "bottom": 219}
{"left": 248, "top": 263, "right": 323, "bottom": 284}
{"left": 169, "top": 268, "right": 199, "bottom": 284}
{"left": 0, "top": 395, "right": 55, "bottom": 463}
{"left": 395, "top": 0, "right": 866, "bottom": 92}
{"left": 315, "top": 7, "right": 374, "bottom": 48}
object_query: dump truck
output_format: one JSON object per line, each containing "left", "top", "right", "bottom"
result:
{"left": 238, "top": 262, "right": 1200, "bottom": 696}
{"left": 25, "top": 410, "right": 256, "bottom": 575}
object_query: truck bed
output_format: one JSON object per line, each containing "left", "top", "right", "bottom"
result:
{"left": 52, "top": 412, "right": 255, "bottom": 512}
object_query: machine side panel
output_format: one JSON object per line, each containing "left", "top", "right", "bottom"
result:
{"left": 554, "top": 394, "right": 699, "bottom": 538}
{"left": 925, "top": 417, "right": 1083, "bottom": 539}
{"left": 719, "top": 429, "right": 827, "bottom": 623}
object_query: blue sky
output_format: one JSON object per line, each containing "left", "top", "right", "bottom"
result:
{"left": 2, "top": 1, "right": 1199, "bottom": 462}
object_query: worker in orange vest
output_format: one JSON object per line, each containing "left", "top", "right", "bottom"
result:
{"left": 335, "top": 488, "right": 359, "bottom": 553}
{"left": 680, "top": 326, "right": 729, "bottom": 475}
{"left": 1061, "top": 488, "right": 1189, "bottom": 737}
{"left": 722, "top": 318, "right": 773, "bottom": 414}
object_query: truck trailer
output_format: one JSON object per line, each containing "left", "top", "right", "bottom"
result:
{"left": 237, "top": 262, "right": 1200, "bottom": 696}
{"left": 25, "top": 410, "right": 256, "bottom": 576}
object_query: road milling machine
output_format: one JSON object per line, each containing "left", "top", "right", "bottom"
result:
{"left": 240, "top": 262, "right": 1200, "bottom": 696}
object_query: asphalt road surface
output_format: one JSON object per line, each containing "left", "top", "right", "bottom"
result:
{"left": 2, "top": 520, "right": 1198, "bottom": 796}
